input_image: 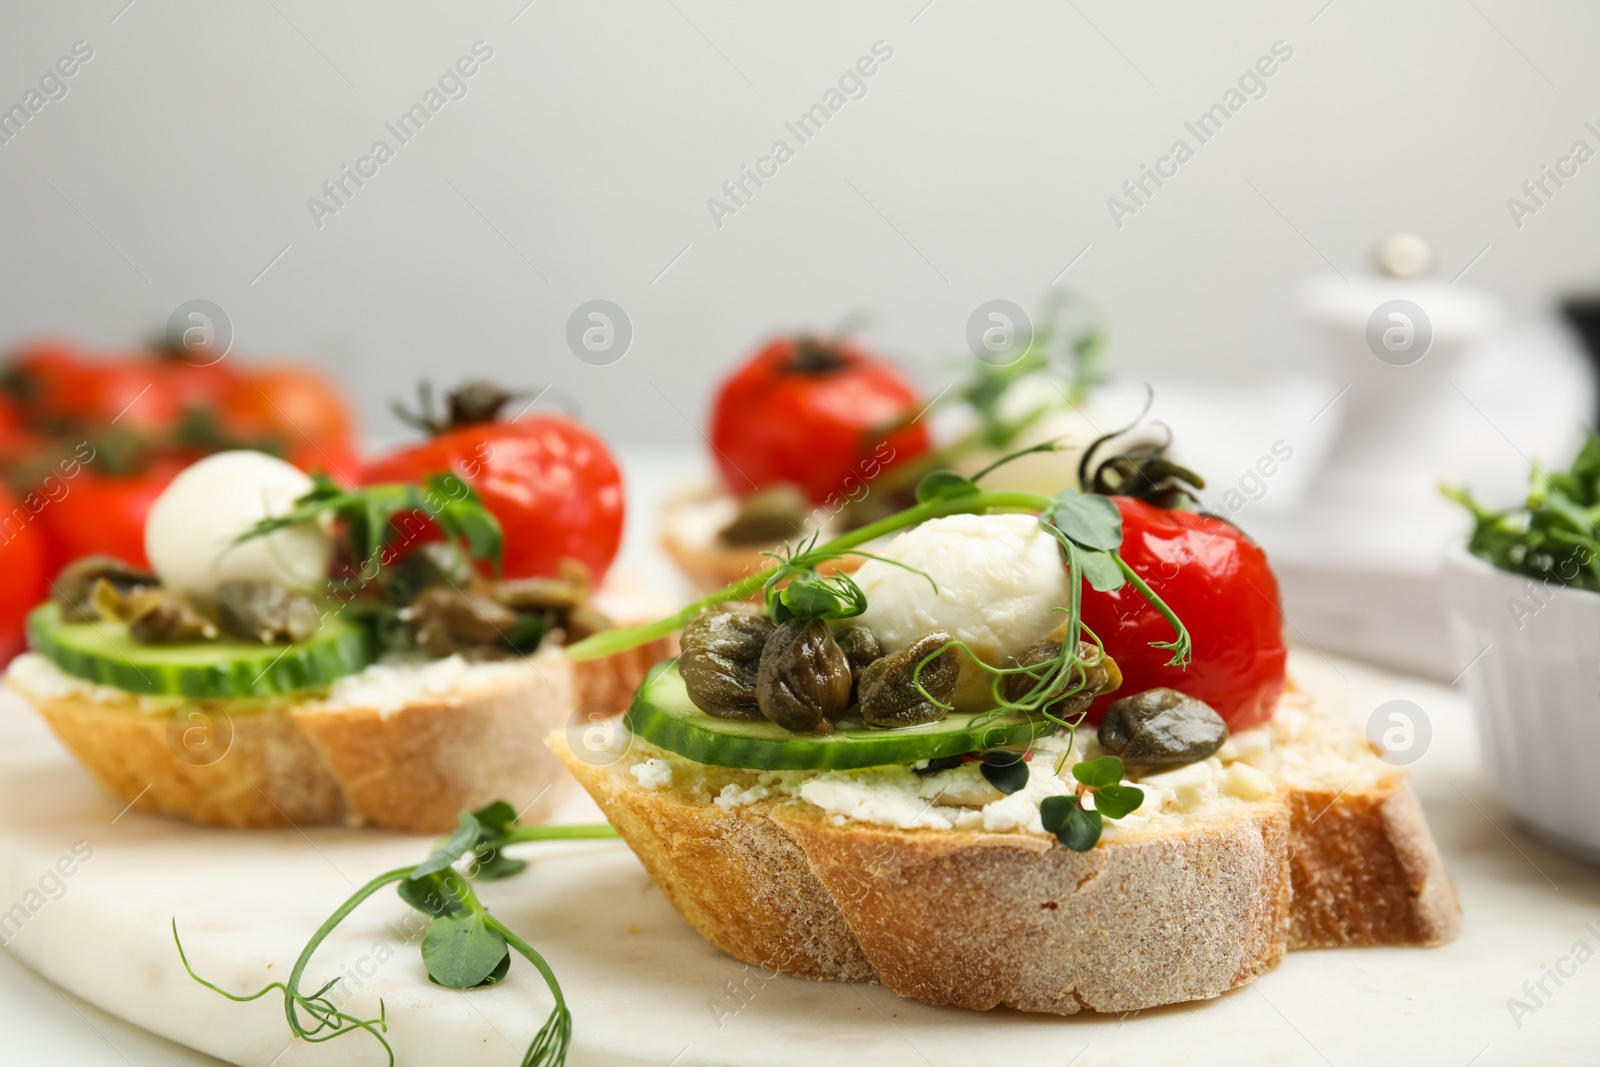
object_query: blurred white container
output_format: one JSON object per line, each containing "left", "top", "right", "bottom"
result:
{"left": 1442, "top": 547, "right": 1600, "bottom": 862}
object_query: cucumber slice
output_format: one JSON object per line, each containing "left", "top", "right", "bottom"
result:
{"left": 26, "top": 603, "right": 374, "bottom": 698}
{"left": 625, "top": 661, "right": 1055, "bottom": 771}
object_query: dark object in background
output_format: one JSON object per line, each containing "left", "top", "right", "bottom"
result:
{"left": 1559, "top": 296, "right": 1600, "bottom": 414}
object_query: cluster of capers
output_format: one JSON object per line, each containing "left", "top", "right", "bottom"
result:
{"left": 678, "top": 608, "right": 961, "bottom": 734}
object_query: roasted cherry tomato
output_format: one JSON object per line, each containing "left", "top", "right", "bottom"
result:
{"left": 710, "top": 336, "right": 931, "bottom": 504}
{"left": 1081, "top": 497, "right": 1287, "bottom": 731}
{"left": 0, "top": 482, "right": 48, "bottom": 661}
{"left": 9, "top": 343, "right": 193, "bottom": 433}
{"left": 0, "top": 395, "right": 43, "bottom": 470}
{"left": 8, "top": 341, "right": 114, "bottom": 427}
{"left": 156, "top": 347, "right": 238, "bottom": 412}
{"left": 219, "top": 365, "right": 359, "bottom": 480}
{"left": 362, "top": 385, "right": 624, "bottom": 582}
{"left": 36, "top": 457, "right": 186, "bottom": 575}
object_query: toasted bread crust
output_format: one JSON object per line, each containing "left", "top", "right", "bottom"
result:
{"left": 1286, "top": 780, "right": 1461, "bottom": 948}
{"left": 555, "top": 737, "right": 1295, "bottom": 1013}
{"left": 288, "top": 663, "right": 572, "bottom": 832}
{"left": 552, "top": 742, "right": 874, "bottom": 981}
{"left": 769, "top": 801, "right": 1291, "bottom": 1013}
{"left": 12, "top": 649, "right": 578, "bottom": 832}
{"left": 26, "top": 691, "right": 346, "bottom": 828}
{"left": 660, "top": 486, "right": 863, "bottom": 594}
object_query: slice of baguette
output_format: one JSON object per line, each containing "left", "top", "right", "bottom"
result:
{"left": 557, "top": 740, "right": 1289, "bottom": 1013}
{"left": 10, "top": 648, "right": 574, "bottom": 833}
{"left": 660, "top": 483, "right": 861, "bottom": 594}
{"left": 1250, "top": 686, "right": 1461, "bottom": 950}
{"left": 1286, "top": 779, "right": 1459, "bottom": 948}
{"left": 549, "top": 687, "right": 1460, "bottom": 1014}
{"left": 5, "top": 570, "right": 675, "bottom": 834}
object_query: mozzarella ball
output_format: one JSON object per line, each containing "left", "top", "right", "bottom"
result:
{"left": 854, "top": 513, "right": 1072, "bottom": 709}
{"left": 145, "top": 451, "right": 331, "bottom": 604}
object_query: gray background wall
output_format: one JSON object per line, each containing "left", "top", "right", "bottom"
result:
{"left": 1, "top": 0, "right": 1596, "bottom": 448}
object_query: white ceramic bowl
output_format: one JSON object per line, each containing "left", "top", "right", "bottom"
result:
{"left": 1442, "top": 547, "right": 1600, "bottom": 861}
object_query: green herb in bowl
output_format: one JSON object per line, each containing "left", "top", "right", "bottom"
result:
{"left": 1445, "top": 432, "right": 1600, "bottom": 592}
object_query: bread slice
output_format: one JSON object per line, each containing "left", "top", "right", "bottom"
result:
{"left": 5, "top": 569, "right": 676, "bottom": 834}
{"left": 549, "top": 685, "right": 1459, "bottom": 1014}
{"left": 557, "top": 741, "right": 1288, "bottom": 1012}
{"left": 1286, "top": 780, "right": 1459, "bottom": 948}
{"left": 660, "top": 483, "right": 861, "bottom": 594}
{"left": 10, "top": 648, "right": 575, "bottom": 832}
{"left": 1249, "top": 685, "right": 1461, "bottom": 950}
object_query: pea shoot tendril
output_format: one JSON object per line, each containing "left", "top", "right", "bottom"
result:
{"left": 174, "top": 802, "right": 617, "bottom": 1067}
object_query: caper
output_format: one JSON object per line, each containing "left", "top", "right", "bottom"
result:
{"left": 719, "top": 485, "right": 810, "bottom": 547}
{"left": 1002, "top": 640, "right": 1121, "bottom": 718}
{"left": 216, "top": 581, "right": 321, "bottom": 644}
{"left": 53, "top": 556, "right": 157, "bottom": 621}
{"left": 833, "top": 623, "right": 882, "bottom": 688}
{"left": 408, "top": 585, "right": 520, "bottom": 658}
{"left": 1098, "top": 688, "right": 1228, "bottom": 767}
{"left": 495, "top": 559, "right": 591, "bottom": 613}
{"left": 679, "top": 609, "right": 774, "bottom": 720}
{"left": 756, "top": 618, "right": 852, "bottom": 734}
{"left": 494, "top": 560, "right": 614, "bottom": 643}
{"left": 858, "top": 631, "right": 959, "bottom": 728}
{"left": 560, "top": 602, "right": 614, "bottom": 643}
{"left": 93, "top": 582, "right": 217, "bottom": 644}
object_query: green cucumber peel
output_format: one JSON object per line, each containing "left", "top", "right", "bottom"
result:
{"left": 26, "top": 603, "right": 374, "bottom": 698}
{"left": 626, "top": 662, "right": 1054, "bottom": 771}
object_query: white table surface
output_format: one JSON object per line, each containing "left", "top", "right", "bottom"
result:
{"left": 4, "top": 445, "right": 1599, "bottom": 1066}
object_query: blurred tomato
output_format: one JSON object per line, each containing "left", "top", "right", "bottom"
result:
{"left": 0, "top": 395, "right": 43, "bottom": 470}
{"left": 710, "top": 335, "right": 930, "bottom": 503}
{"left": 219, "top": 365, "right": 358, "bottom": 481}
{"left": 36, "top": 458, "right": 185, "bottom": 575}
{"left": 2, "top": 338, "right": 359, "bottom": 588}
{"left": 0, "top": 482, "right": 47, "bottom": 661}
{"left": 158, "top": 348, "right": 238, "bottom": 412}
{"left": 8, "top": 342, "right": 183, "bottom": 432}
{"left": 364, "top": 395, "right": 623, "bottom": 582}
{"left": 8, "top": 340, "right": 100, "bottom": 423}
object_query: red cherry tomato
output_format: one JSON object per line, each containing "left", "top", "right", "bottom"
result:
{"left": 9, "top": 341, "right": 101, "bottom": 424}
{"left": 0, "top": 395, "right": 43, "bottom": 470}
{"left": 363, "top": 414, "right": 624, "bottom": 583}
{"left": 36, "top": 457, "right": 186, "bottom": 575}
{"left": 0, "top": 482, "right": 48, "bottom": 662}
{"left": 8, "top": 344, "right": 188, "bottom": 433}
{"left": 1081, "top": 497, "right": 1287, "bottom": 731}
{"left": 158, "top": 351, "right": 238, "bottom": 412}
{"left": 91, "top": 357, "right": 186, "bottom": 433}
{"left": 219, "top": 365, "right": 359, "bottom": 481}
{"left": 710, "top": 336, "right": 931, "bottom": 504}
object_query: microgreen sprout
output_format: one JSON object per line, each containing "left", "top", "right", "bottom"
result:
{"left": 1038, "top": 756, "right": 1144, "bottom": 851}
{"left": 756, "top": 531, "right": 938, "bottom": 625}
{"left": 175, "top": 801, "right": 617, "bottom": 1067}
{"left": 238, "top": 472, "right": 505, "bottom": 578}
